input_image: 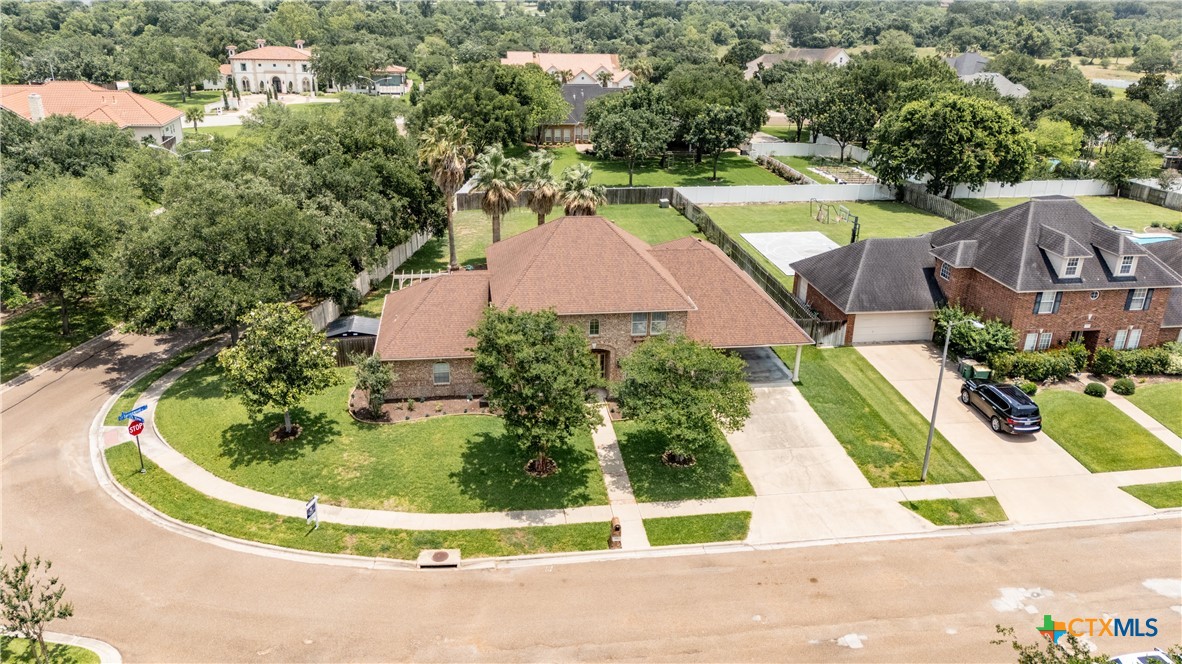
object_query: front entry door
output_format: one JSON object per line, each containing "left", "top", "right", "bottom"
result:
{"left": 592, "top": 349, "right": 609, "bottom": 380}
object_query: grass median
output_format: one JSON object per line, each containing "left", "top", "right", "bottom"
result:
{"left": 785, "top": 346, "right": 982, "bottom": 486}
{"left": 644, "top": 512, "right": 752, "bottom": 546}
{"left": 105, "top": 442, "right": 608, "bottom": 560}
{"left": 901, "top": 497, "right": 1007, "bottom": 526}
{"left": 1, "top": 637, "right": 99, "bottom": 664}
{"left": 1038, "top": 390, "right": 1181, "bottom": 472}
{"left": 1120, "top": 481, "right": 1182, "bottom": 509}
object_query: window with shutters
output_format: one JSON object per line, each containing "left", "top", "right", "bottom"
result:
{"left": 1129, "top": 288, "right": 1149, "bottom": 311}
{"left": 1035, "top": 291, "right": 1057, "bottom": 314}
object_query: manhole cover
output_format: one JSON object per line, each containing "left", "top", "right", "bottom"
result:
{"left": 432, "top": 551, "right": 449, "bottom": 562}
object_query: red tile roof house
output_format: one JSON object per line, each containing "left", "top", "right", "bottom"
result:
{"left": 790, "top": 197, "right": 1182, "bottom": 349}
{"left": 0, "top": 81, "right": 184, "bottom": 148}
{"left": 374, "top": 216, "right": 813, "bottom": 399}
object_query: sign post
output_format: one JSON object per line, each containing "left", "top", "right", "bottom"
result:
{"left": 117, "top": 405, "right": 148, "bottom": 422}
{"left": 128, "top": 416, "right": 146, "bottom": 473}
{"left": 306, "top": 495, "right": 319, "bottom": 530}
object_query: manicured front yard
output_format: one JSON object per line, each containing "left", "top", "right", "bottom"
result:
{"left": 156, "top": 360, "right": 608, "bottom": 513}
{"left": 613, "top": 420, "right": 754, "bottom": 503}
{"left": 144, "top": 89, "right": 226, "bottom": 109}
{"left": 708, "top": 202, "right": 952, "bottom": 288}
{"left": 1127, "top": 383, "right": 1182, "bottom": 437}
{"left": 901, "top": 497, "right": 1007, "bottom": 526}
{"left": 1, "top": 637, "right": 99, "bottom": 664}
{"left": 106, "top": 442, "right": 608, "bottom": 559}
{"left": 785, "top": 346, "right": 982, "bottom": 486}
{"left": 1120, "top": 481, "right": 1182, "bottom": 509}
{"left": 548, "top": 146, "right": 785, "bottom": 187}
{"left": 953, "top": 196, "right": 1181, "bottom": 231}
{"left": 355, "top": 204, "right": 701, "bottom": 316}
{"left": 644, "top": 511, "right": 752, "bottom": 546}
{"left": 184, "top": 124, "right": 242, "bottom": 139}
{"left": 0, "top": 301, "right": 111, "bottom": 383}
{"left": 104, "top": 340, "right": 215, "bottom": 426}
{"left": 1037, "top": 390, "right": 1182, "bottom": 472}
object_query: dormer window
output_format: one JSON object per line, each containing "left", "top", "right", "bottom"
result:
{"left": 1118, "top": 256, "right": 1134, "bottom": 276}
{"left": 1064, "top": 257, "right": 1080, "bottom": 277}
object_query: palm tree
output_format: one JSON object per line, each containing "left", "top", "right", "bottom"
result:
{"left": 557, "top": 69, "right": 574, "bottom": 84}
{"left": 559, "top": 164, "right": 606, "bottom": 216}
{"left": 595, "top": 70, "right": 613, "bottom": 87}
{"left": 471, "top": 146, "right": 523, "bottom": 243}
{"left": 184, "top": 106, "right": 205, "bottom": 133}
{"left": 417, "top": 115, "right": 473, "bottom": 271}
{"left": 522, "top": 151, "right": 561, "bottom": 226}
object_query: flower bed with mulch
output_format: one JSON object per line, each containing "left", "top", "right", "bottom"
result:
{"left": 349, "top": 389, "right": 490, "bottom": 423}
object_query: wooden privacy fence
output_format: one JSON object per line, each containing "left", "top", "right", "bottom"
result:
{"left": 670, "top": 190, "right": 846, "bottom": 345}
{"left": 331, "top": 336, "right": 376, "bottom": 367}
{"left": 1125, "top": 182, "right": 1182, "bottom": 212}
{"left": 901, "top": 184, "right": 979, "bottom": 224}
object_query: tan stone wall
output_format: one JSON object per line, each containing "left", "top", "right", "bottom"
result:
{"left": 559, "top": 312, "right": 688, "bottom": 381}
{"left": 384, "top": 358, "right": 482, "bottom": 400}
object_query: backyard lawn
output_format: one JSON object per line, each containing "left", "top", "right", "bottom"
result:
{"left": 613, "top": 420, "right": 754, "bottom": 502}
{"left": 1120, "top": 481, "right": 1182, "bottom": 509}
{"left": 156, "top": 360, "right": 608, "bottom": 513}
{"left": 144, "top": 89, "right": 225, "bottom": 108}
{"left": 0, "top": 301, "right": 111, "bottom": 383}
{"left": 772, "top": 155, "right": 833, "bottom": 184}
{"left": 784, "top": 346, "right": 982, "bottom": 486}
{"left": 184, "top": 125, "right": 242, "bottom": 139}
{"left": 643, "top": 512, "right": 752, "bottom": 546}
{"left": 708, "top": 202, "right": 952, "bottom": 288}
{"left": 106, "top": 442, "right": 608, "bottom": 559}
{"left": 954, "top": 196, "right": 1181, "bottom": 231}
{"left": 759, "top": 125, "right": 812, "bottom": 142}
{"left": 355, "top": 205, "right": 701, "bottom": 316}
{"left": 1037, "top": 390, "right": 1182, "bottom": 472}
{"left": 901, "top": 497, "right": 1007, "bottom": 526}
{"left": 547, "top": 146, "right": 784, "bottom": 187}
{"left": 1, "top": 637, "right": 99, "bottom": 664}
{"left": 1127, "top": 383, "right": 1182, "bottom": 437}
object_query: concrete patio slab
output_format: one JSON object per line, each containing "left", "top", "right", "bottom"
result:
{"left": 740, "top": 231, "right": 839, "bottom": 277}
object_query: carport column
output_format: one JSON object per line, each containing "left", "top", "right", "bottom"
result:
{"left": 793, "top": 345, "right": 802, "bottom": 382}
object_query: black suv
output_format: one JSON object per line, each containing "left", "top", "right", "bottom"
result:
{"left": 960, "top": 380, "right": 1042, "bottom": 434}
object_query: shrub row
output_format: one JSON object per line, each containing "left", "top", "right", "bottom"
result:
{"left": 1112, "top": 378, "right": 1136, "bottom": 395}
{"left": 989, "top": 343, "right": 1089, "bottom": 382}
{"left": 756, "top": 156, "right": 805, "bottom": 184}
{"left": 1092, "top": 345, "right": 1182, "bottom": 377}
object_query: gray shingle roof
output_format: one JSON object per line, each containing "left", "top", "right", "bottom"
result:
{"left": 561, "top": 84, "right": 622, "bottom": 124}
{"left": 790, "top": 236, "right": 943, "bottom": 313}
{"left": 931, "top": 239, "right": 978, "bottom": 268}
{"left": 944, "top": 52, "right": 989, "bottom": 76}
{"left": 927, "top": 197, "right": 1182, "bottom": 292}
{"left": 959, "top": 72, "right": 1029, "bottom": 98}
{"left": 1037, "top": 225, "right": 1092, "bottom": 258}
{"left": 324, "top": 315, "right": 380, "bottom": 338}
{"left": 1145, "top": 239, "right": 1182, "bottom": 327}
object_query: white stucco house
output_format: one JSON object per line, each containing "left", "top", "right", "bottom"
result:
{"left": 339, "top": 65, "right": 412, "bottom": 96}
{"left": 0, "top": 80, "right": 184, "bottom": 148}
{"left": 228, "top": 39, "right": 316, "bottom": 95}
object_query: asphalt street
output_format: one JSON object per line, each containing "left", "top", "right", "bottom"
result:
{"left": 2, "top": 331, "right": 1180, "bottom": 662}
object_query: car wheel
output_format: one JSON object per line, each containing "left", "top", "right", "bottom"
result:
{"left": 960, "top": 390, "right": 970, "bottom": 404}
{"left": 990, "top": 416, "right": 1002, "bottom": 432}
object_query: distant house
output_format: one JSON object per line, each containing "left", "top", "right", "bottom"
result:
{"left": 501, "top": 51, "right": 634, "bottom": 88}
{"left": 203, "top": 64, "right": 232, "bottom": 90}
{"left": 792, "top": 197, "right": 1182, "bottom": 347}
{"left": 538, "top": 83, "right": 622, "bottom": 144}
{"left": 341, "top": 65, "right": 412, "bottom": 97}
{"left": 228, "top": 39, "right": 316, "bottom": 94}
{"left": 959, "top": 72, "right": 1030, "bottom": 98}
{"left": 743, "top": 48, "right": 850, "bottom": 79}
{"left": 0, "top": 81, "right": 184, "bottom": 148}
{"left": 944, "top": 52, "right": 990, "bottom": 77}
{"left": 374, "top": 216, "right": 812, "bottom": 399}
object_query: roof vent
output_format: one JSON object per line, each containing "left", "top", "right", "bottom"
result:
{"left": 27, "top": 93, "right": 44, "bottom": 122}
{"left": 417, "top": 549, "right": 461, "bottom": 568}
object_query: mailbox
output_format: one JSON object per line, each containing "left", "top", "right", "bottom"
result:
{"left": 609, "top": 517, "right": 622, "bottom": 549}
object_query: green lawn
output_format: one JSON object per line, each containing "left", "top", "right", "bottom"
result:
{"left": 184, "top": 124, "right": 242, "bottom": 139}
{"left": 0, "top": 301, "right": 112, "bottom": 383}
{"left": 785, "top": 346, "right": 982, "bottom": 486}
{"left": 1120, "top": 481, "right": 1182, "bottom": 509}
{"left": 759, "top": 125, "right": 813, "bottom": 142}
{"left": 901, "top": 497, "right": 1007, "bottom": 526}
{"left": 143, "top": 89, "right": 226, "bottom": 109}
{"left": 156, "top": 360, "right": 608, "bottom": 512}
{"left": 953, "top": 196, "right": 1182, "bottom": 231}
{"left": 548, "top": 146, "right": 784, "bottom": 187}
{"left": 772, "top": 155, "right": 833, "bottom": 184}
{"left": 103, "top": 340, "right": 215, "bottom": 426}
{"left": 644, "top": 511, "right": 752, "bottom": 546}
{"left": 1, "top": 637, "right": 100, "bottom": 664}
{"left": 355, "top": 204, "right": 701, "bottom": 316}
{"left": 1037, "top": 390, "right": 1182, "bottom": 472}
{"left": 106, "top": 442, "right": 608, "bottom": 559}
{"left": 707, "top": 202, "right": 952, "bottom": 289}
{"left": 1127, "top": 383, "right": 1182, "bottom": 437}
{"left": 613, "top": 420, "right": 754, "bottom": 502}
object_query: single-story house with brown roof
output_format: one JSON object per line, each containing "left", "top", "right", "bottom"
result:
{"left": 0, "top": 80, "right": 184, "bottom": 148}
{"left": 375, "top": 216, "right": 813, "bottom": 399}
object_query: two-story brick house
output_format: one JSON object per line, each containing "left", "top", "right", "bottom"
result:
{"left": 374, "top": 216, "right": 812, "bottom": 399}
{"left": 791, "top": 197, "right": 1182, "bottom": 349}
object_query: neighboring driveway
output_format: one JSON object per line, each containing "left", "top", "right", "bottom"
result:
{"left": 857, "top": 343, "right": 1159, "bottom": 524}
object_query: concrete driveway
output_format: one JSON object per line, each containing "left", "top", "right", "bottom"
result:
{"left": 857, "top": 343, "right": 1160, "bottom": 525}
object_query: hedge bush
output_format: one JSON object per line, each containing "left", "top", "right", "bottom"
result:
{"left": 932, "top": 305, "right": 1017, "bottom": 361}
{"left": 1112, "top": 378, "right": 1136, "bottom": 395}
{"left": 1018, "top": 381, "right": 1038, "bottom": 395}
{"left": 1092, "top": 346, "right": 1178, "bottom": 377}
{"left": 989, "top": 344, "right": 1085, "bottom": 382}
{"left": 1084, "top": 382, "right": 1107, "bottom": 397}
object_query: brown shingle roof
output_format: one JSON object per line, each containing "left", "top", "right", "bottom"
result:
{"left": 650, "top": 238, "right": 812, "bottom": 347}
{"left": 374, "top": 272, "right": 490, "bottom": 360}
{"left": 0, "top": 81, "right": 183, "bottom": 128}
{"left": 486, "top": 216, "right": 696, "bottom": 315}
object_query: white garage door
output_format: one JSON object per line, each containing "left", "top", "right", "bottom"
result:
{"left": 851, "top": 312, "right": 934, "bottom": 344}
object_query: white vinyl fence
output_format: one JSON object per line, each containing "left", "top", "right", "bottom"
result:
{"left": 747, "top": 140, "right": 871, "bottom": 163}
{"left": 948, "top": 179, "right": 1114, "bottom": 199}
{"left": 305, "top": 230, "right": 432, "bottom": 331}
{"left": 678, "top": 183, "right": 893, "bottom": 205}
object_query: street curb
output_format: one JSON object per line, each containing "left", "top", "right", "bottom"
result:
{"left": 4, "top": 631, "right": 122, "bottom": 664}
{"left": 1, "top": 329, "right": 116, "bottom": 393}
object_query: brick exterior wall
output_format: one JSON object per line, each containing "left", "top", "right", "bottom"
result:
{"left": 937, "top": 260, "right": 1175, "bottom": 349}
{"left": 804, "top": 283, "right": 855, "bottom": 345}
{"left": 382, "top": 311, "right": 689, "bottom": 398}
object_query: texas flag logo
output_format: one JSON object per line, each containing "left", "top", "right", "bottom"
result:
{"left": 1038, "top": 615, "right": 1067, "bottom": 643}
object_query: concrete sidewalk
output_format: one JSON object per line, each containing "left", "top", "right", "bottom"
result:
{"left": 589, "top": 407, "right": 650, "bottom": 549}
{"left": 1108, "top": 392, "right": 1182, "bottom": 455}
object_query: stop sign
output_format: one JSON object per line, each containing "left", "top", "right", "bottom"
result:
{"left": 128, "top": 419, "right": 144, "bottom": 437}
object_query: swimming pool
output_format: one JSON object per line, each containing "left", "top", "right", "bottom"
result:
{"left": 1130, "top": 235, "right": 1178, "bottom": 245}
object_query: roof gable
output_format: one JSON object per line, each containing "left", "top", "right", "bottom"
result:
{"left": 375, "top": 272, "right": 489, "bottom": 360}
{"left": 791, "top": 237, "right": 943, "bottom": 313}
